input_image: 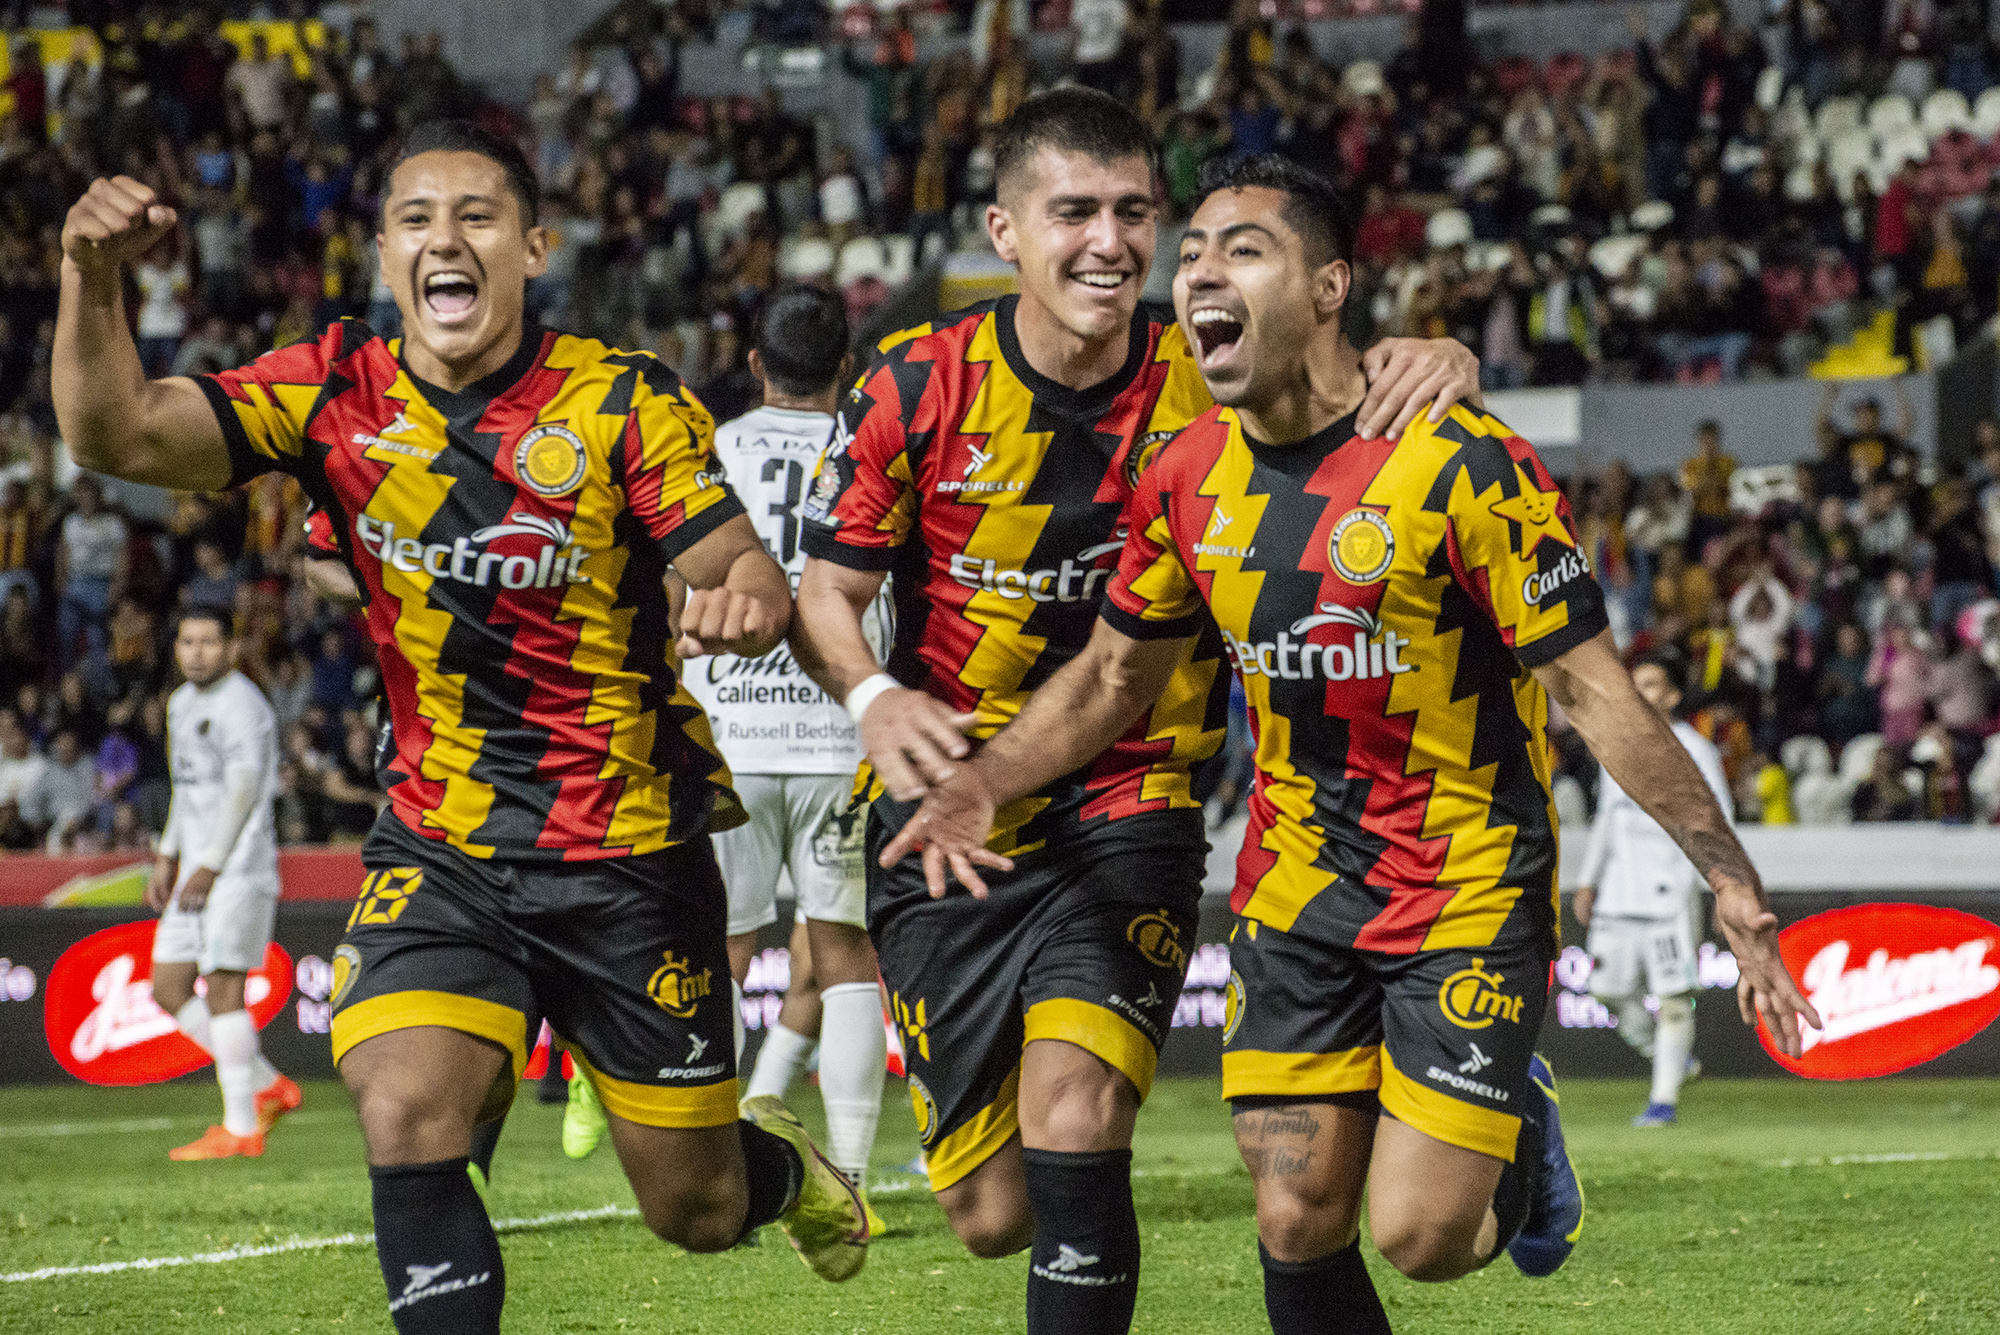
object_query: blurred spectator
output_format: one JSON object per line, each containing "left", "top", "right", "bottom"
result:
{"left": 54, "top": 476, "right": 126, "bottom": 671}
{"left": 24, "top": 726, "right": 93, "bottom": 851}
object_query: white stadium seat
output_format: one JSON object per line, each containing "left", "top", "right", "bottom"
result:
{"left": 1425, "top": 208, "right": 1473, "bottom": 250}
{"left": 1921, "top": 88, "right": 1972, "bottom": 138}
{"left": 1866, "top": 93, "right": 1915, "bottom": 136}
{"left": 1814, "top": 95, "right": 1863, "bottom": 140}
{"left": 1975, "top": 86, "right": 2000, "bottom": 138}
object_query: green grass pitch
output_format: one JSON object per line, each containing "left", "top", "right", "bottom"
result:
{"left": 2, "top": 1075, "right": 1997, "bottom": 1333}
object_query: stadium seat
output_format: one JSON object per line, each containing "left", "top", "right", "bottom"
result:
{"left": 1425, "top": 208, "right": 1473, "bottom": 250}
{"left": 703, "top": 180, "right": 770, "bottom": 257}
{"left": 1815, "top": 95, "right": 1864, "bottom": 140}
{"left": 1921, "top": 88, "right": 1972, "bottom": 139}
{"left": 1825, "top": 129, "right": 1875, "bottom": 194}
{"left": 1755, "top": 66, "right": 1785, "bottom": 113}
{"left": 1629, "top": 200, "right": 1674, "bottom": 232}
{"left": 835, "top": 235, "right": 888, "bottom": 289}
{"left": 1974, "top": 86, "right": 2000, "bottom": 139}
{"left": 1587, "top": 234, "right": 1646, "bottom": 279}
{"left": 1838, "top": 733, "right": 1885, "bottom": 786}
{"left": 880, "top": 234, "right": 916, "bottom": 286}
{"left": 1530, "top": 203, "right": 1573, "bottom": 230}
{"left": 1343, "top": 60, "right": 1387, "bottom": 99}
{"left": 1783, "top": 163, "right": 1818, "bottom": 202}
{"left": 780, "top": 236, "right": 836, "bottom": 282}
{"left": 1867, "top": 93, "right": 1916, "bottom": 137}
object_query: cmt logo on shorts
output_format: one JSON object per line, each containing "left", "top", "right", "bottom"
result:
{"left": 348, "top": 868, "right": 423, "bottom": 931}
{"left": 1126, "top": 911, "right": 1188, "bottom": 971}
{"left": 1437, "top": 959, "right": 1526, "bottom": 1029}
{"left": 892, "top": 992, "right": 930, "bottom": 1061}
{"left": 647, "top": 952, "right": 713, "bottom": 1019}
{"left": 907, "top": 1072, "right": 939, "bottom": 1144}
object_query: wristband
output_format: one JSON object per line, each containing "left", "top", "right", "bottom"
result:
{"left": 844, "top": 673, "right": 899, "bottom": 727}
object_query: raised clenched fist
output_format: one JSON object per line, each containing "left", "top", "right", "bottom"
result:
{"left": 62, "top": 176, "right": 179, "bottom": 279}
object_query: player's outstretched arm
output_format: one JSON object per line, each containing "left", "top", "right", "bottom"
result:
{"left": 879, "top": 617, "right": 1191, "bottom": 899}
{"left": 1532, "top": 630, "right": 1822, "bottom": 1056}
{"left": 793, "top": 557, "right": 976, "bottom": 801}
{"left": 1355, "top": 337, "right": 1483, "bottom": 441}
{"left": 672, "top": 513, "right": 791, "bottom": 659}
{"left": 55, "top": 177, "right": 234, "bottom": 490}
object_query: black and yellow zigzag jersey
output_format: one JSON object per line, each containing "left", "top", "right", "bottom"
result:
{"left": 801, "top": 296, "right": 1228, "bottom": 856}
{"left": 1103, "top": 402, "right": 1608, "bottom": 954}
{"left": 198, "top": 319, "right": 747, "bottom": 862}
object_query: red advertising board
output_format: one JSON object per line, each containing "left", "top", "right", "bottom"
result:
{"left": 0, "top": 847, "right": 367, "bottom": 908}
{"left": 41, "top": 921, "right": 294, "bottom": 1085}
{"left": 1758, "top": 903, "right": 2000, "bottom": 1078}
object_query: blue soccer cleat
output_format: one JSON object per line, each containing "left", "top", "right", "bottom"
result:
{"left": 1508, "top": 1054, "right": 1585, "bottom": 1278}
{"left": 1632, "top": 1102, "right": 1678, "bottom": 1128}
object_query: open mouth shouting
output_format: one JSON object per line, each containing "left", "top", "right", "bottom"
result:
{"left": 422, "top": 268, "right": 481, "bottom": 325}
{"left": 1188, "top": 306, "right": 1245, "bottom": 369}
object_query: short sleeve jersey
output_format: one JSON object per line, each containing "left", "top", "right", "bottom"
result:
{"left": 1104, "top": 403, "right": 1608, "bottom": 954}
{"left": 801, "top": 297, "right": 1227, "bottom": 855}
{"left": 199, "top": 319, "right": 747, "bottom": 861}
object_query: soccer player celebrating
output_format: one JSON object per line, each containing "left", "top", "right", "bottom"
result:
{"left": 1575, "top": 652, "right": 1731, "bottom": 1127}
{"left": 792, "top": 88, "right": 1482, "bottom": 1334}
{"left": 148, "top": 605, "right": 299, "bottom": 1161}
{"left": 54, "top": 121, "right": 865, "bottom": 1334}
{"left": 881, "top": 154, "right": 1821, "bottom": 1333}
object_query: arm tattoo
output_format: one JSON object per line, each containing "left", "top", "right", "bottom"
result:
{"left": 1681, "top": 827, "right": 1757, "bottom": 887}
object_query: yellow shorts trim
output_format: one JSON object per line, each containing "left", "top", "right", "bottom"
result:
{"left": 1022, "top": 998, "right": 1159, "bottom": 1100}
{"left": 926, "top": 1065, "right": 1021, "bottom": 1193}
{"left": 1378, "top": 1048, "right": 1521, "bottom": 1162}
{"left": 1220, "top": 1045, "right": 1382, "bottom": 1101}
{"left": 569, "top": 1048, "right": 739, "bottom": 1130}
{"left": 330, "top": 990, "right": 530, "bottom": 1078}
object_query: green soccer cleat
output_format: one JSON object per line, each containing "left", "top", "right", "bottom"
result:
{"left": 861, "top": 1191, "right": 891, "bottom": 1239}
{"left": 562, "top": 1071, "right": 608, "bottom": 1160}
{"left": 739, "top": 1094, "right": 870, "bottom": 1282}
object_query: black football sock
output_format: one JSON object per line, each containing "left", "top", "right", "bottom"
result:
{"left": 1260, "top": 1239, "right": 1392, "bottom": 1335}
{"left": 1490, "top": 1111, "right": 1544, "bottom": 1256}
{"left": 467, "top": 1117, "right": 503, "bottom": 1184}
{"left": 736, "top": 1119, "right": 805, "bottom": 1242}
{"left": 1021, "top": 1147, "right": 1141, "bottom": 1335}
{"left": 370, "top": 1158, "right": 504, "bottom": 1334}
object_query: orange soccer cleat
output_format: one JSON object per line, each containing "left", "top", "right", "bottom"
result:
{"left": 255, "top": 1074, "right": 304, "bottom": 1134}
{"left": 169, "top": 1125, "right": 265, "bottom": 1161}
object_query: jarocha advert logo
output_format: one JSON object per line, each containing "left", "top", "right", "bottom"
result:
{"left": 1759, "top": 904, "right": 2000, "bottom": 1079}
{"left": 42, "top": 921, "right": 293, "bottom": 1084}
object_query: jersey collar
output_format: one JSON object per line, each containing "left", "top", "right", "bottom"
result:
{"left": 1239, "top": 408, "right": 1361, "bottom": 475}
{"left": 992, "top": 294, "right": 1150, "bottom": 424}
{"left": 400, "top": 323, "right": 550, "bottom": 430}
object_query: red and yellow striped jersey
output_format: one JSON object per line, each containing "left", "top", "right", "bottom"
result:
{"left": 1103, "top": 403, "right": 1607, "bottom": 952}
{"left": 802, "top": 297, "right": 1227, "bottom": 855}
{"left": 200, "top": 319, "right": 747, "bottom": 861}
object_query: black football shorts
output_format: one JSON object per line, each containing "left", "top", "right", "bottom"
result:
{"left": 868, "top": 802, "right": 1205, "bottom": 1191}
{"left": 329, "top": 817, "right": 738, "bottom": 1128}
{"left": 1222, "top": 917, "right": 1553, "bottom": 1162}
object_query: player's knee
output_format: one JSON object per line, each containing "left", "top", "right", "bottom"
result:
{"left": 1370, "top": 1210, "right": 1483, "bottom": 1282}
{"left": 1656, "top": 992, "right": 1694, "bottom": 1023}
{"left": 1029, "top": 1061, "right": 1137, "bottom": 1151}
{"left": 151, "top": 978, "right": 189, "bottom": 1014}
{"left": 946, "top": 1203, "right": 1034, "bottom": 1258}
{"left": 1255, "top": 1183, "right": 1357, "bottom": 1262}
{"left": 638, "top": 1173, "right": 750, "bottom": 1253}
{"left": 346, "top": 1072, "right": 466, "bottom": 1164}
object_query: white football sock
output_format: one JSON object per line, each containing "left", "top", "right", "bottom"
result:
{"left": 1612, "top": 996, "right": 1657, "bottom": 1059}
{"left": 818, "top": 981, "right": 887, "bottom": 1188}
{"left": 746, "top": 1022, "right": 816, "bottom": 1103}
{"left": 732, "top": 979, "right": 747, "bottom": 1067}
{"left": 208, "top": 1009, "right": 262, "bottom": 1137}
{"left": 174, "top": 995, "right": 213, "bottom": 1052}
{"left": 1652, "top": 994, "right": 1696, "bottom": 1108}
{"left": 177, "top": 994, "right": 279, "bottom": 1088}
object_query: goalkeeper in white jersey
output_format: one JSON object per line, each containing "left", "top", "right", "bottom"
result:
{"left": 148, "top": 605, "right": 300, "bottom": 1159}
{"left": 563, "top": 287, "right": 893, "bottom": 1228}
{"left": 1574, "top": 652, "right": 1734, "bottom": 1126}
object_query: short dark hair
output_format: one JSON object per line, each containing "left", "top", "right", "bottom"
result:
{"left": 992, "top": 87, "right": 1156, "bottom": 197}
{"left": 390, "top": 119, "right": 540, "bottom": 226}
{"left": 1634, "top": 648, "right": 1687, "bottom": 697}
{"left": 755, "top": 286, "right": 850, "bottom": 398}
{"left": 174, "top": 604, "right": 234, "bottom": 639}
{"left": 1190, "top": 153, "right": 1354, "bottom": 268}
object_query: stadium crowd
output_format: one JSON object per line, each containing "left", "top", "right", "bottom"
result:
{"left": 6, "top": 0, "right": 2000, "bottom": 853}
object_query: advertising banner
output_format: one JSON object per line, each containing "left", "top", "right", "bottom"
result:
{"left": 4, "top": 891, "right": 2000, "bottom": 1086}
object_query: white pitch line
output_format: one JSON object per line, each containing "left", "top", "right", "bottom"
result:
{"left": 0, "top": 1110, "right": 347, "bottom": 1140}
{"left": 1, "top": 1204, "right": 640, "bottom": 1284}
{"left": 1769, "top": 1150, "right": 2000, "bottom": 1169}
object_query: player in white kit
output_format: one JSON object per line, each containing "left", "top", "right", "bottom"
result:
{"left": 148, "top": 604, "right": 300, "bottom": 1159}
{"left": 1574, "top": 653, "right": 1733, "bottom": 1126}
{"left": 565, "top": 288, "right": 893, "bottom": 1223}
